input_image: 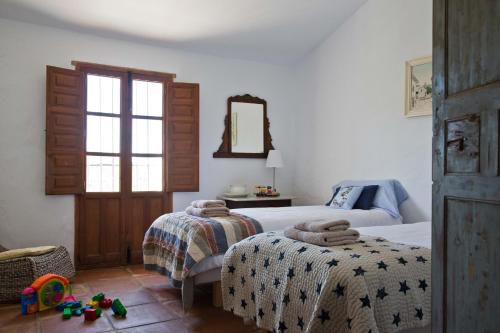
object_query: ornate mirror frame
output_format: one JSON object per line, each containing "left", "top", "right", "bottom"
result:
{"left": 213, "top": 94, "right": 274, "bottom": 158}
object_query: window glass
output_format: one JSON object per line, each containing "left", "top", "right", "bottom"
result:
{"left": 132, "top": 119, "right": 162, "bottom": 154}
{"left": 132, "top": 157, "right": 162, "bottom": 192}
{"left": 87, "top": 74, "right": 121, "bottom": 114}
{"left": 132, "top": 80, "right": 163, "bottom": 117}
{"left": 86, "top": 156, "right": 120, "bottom": 192}
{"left": 86, "top": 115, "right": 120, "bottom": 153}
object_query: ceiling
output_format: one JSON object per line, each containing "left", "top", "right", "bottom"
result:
{"left": 0, "top": 0, "right": 367, "bottom": 65}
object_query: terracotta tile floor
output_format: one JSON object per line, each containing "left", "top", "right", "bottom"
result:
{"left": 0, "top": 266, "right": 262, "bottom": 333}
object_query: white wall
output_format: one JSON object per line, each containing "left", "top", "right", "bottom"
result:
{"left": 0, "top": 0, "right": 434, "bottom": 258}
{"left": 0, "top": 19, "right": 297, "bottom": 257}
{"left": 292, "top": 0, "right": 432, "bottom": 222}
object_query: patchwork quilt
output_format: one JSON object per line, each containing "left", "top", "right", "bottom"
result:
{"left": 222, "top": 232, "right": 431, "bottom": 333}
{"left": 143, "top": 212, "right": 262, "bottom": 287}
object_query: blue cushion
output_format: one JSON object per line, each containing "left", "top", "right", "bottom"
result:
{"left": 331, "top": 179, "right": 409, "bottom": 218}
{"left": 325, "top": 187, "right": 340, "bottom": 206}
{"left": 353, "top": 185, "right": 379, "bottom": 210}
{"left": 329, "top": 186, "right": 364, "bottom": 210}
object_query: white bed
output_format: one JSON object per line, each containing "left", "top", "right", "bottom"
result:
{"left": 354, "top": 221, "right": 431, "bottom": 249}
{"left": 189, "top": 206, "right": 403, "bottom": 276}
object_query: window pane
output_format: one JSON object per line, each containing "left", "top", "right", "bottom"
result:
{"left": 87, "top": 74, "right": 121, "bottom": 114}
{"left": 132, "top": 157, "right": 162, "bottom": 192}
{"left": 87, "top": 115, "right": 120, "bottom": 153}
{"left": 132, "top": 80, "right": 163, "bottom": 117}
{"left": 86, "top": 156, "right": 120, "bottom": 192}
{"left": 132, "top": 119, "right": 162, "bottom": 154}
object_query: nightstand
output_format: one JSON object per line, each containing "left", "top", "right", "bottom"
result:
{"left": 217, "top": 195, "right": 295, "bottom": 209}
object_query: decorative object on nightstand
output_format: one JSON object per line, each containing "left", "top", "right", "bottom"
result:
{"left": 217, "top": 194, "right": 295, "bottom": 209}
{"left": 223, "top": 184, "right": 249, "bottom": 198}
{"left": 266, "top": 150, "right": 283, "bottom": 193}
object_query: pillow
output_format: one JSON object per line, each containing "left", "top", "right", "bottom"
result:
{"left": 325, "top": 187, "right": 341, "bottom": 206}
{"left": 330, "top": 186, "right": 364, "bottom": 210}
{"left": 330, "top": 179, "right": 409, "bottom": 218}
{"left": 0, "top": 246, "right": 56, "bottom": 261}
{"left": 353, "top": 185, "right": 379, "bottom": 210}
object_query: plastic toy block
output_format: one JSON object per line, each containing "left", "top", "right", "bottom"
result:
{"left": 92, "top": 293, "right": 105, "bottom": 302}
{"left": 84, "top": 308, "right": 97, "bottom": 321}
{"left": 63, "top": 308, "right": 72, "bottom": 320}
{"left": 81, "top": 305, "right": 92, "bottom": 311}
{"left": 111, "top": 299, "right": 127, "bottom": 317}
{"left": 86, "top": 300, "right": 99, "bottom": 308}
{"left": 95, "top": 308, "right": 102, "bottom": 317}
{"left": 72, "top": 308, "right": 82, "bottom": 316}
{"left": 56, "top": 301, "right": 82, "bottom": 311}
{"left": 64, "top": 295, "right": 77, "bottom": 302}
{"left": 99, "top": 298, "right": 112, "bottom": 309}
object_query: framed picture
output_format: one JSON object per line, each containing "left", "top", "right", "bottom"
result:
{"left": 405, "top": 56, "right": 432, "bottom": 117}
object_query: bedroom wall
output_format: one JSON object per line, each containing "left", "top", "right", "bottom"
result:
{"left": 292, "top": 0, "right": 432, "bottom": 222}
{"left": 0, "top": 18, "right": 297, "bottom": 257}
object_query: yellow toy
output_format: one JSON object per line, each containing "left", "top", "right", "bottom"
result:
{"left": 31, "top": 273, "right": 69, "bottom": 311}
{"left": 86, "top": 300, "right": 99, "bottom": 308}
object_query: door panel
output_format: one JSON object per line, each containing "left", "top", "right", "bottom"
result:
{"left": 127, "top": 195, "right": 171, "bottom": 264}
{"left": 447, "top": 0, "right": 500, "bottom": 95}
{"left": 432, "top": 0, "right": 500, "bottom": 332}
{"left": 102, "top": 198, "right": 122, "bottom": 263}
{"left": 446, "top": 198, "right": 500, "bottom": 333}
{"left": 77, "top": 196, "right": 123, "bottom": 267}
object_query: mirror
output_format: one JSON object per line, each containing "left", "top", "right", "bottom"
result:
{"left": 231, "top": 102, "right": 264, "bottom": 153}
{"left": 213, "top": 94, "right": 274, "bottom": 158}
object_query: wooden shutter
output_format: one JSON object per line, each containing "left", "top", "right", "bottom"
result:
{"left": 46, "top": 66, "right": 84, "bottom": 195}
{"left": 165, "top": 82, "right": 199, "bottom": 192}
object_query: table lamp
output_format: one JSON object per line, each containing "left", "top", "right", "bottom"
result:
{"left": 266, "top": 150, "right": 283, "bottom": 192}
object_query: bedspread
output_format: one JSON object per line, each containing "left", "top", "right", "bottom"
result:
{"left": 143, "top": 212, "right": 262, "bottom": 287}
{"left": 222, "top": 232, "right": 431, "bottom": 333}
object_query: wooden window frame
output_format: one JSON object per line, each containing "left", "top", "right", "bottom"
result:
{"left": 78, "top": 64, "right": 174, "bottom": 196}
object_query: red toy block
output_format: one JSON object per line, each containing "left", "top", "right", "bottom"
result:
{"left": 99, "top": 298, "right": 112, "bottom": 309}
{"left": 84, "top": 308, "right": 97, "bottom": 321}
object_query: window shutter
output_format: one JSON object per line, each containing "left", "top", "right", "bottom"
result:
{"left": 45, "top": 66, "right": 84, "bottom": 195}
{"left": 165, "top": 82, "right": 199, "bottom": 192}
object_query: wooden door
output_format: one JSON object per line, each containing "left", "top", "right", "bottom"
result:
{"left": 432, "top": 1, "right": 500, "bottom": 332}
{"left": 75, "top": 67, "right": 173, "bottom": 268}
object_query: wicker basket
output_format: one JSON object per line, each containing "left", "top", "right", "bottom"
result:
{"left": 0, "top": 246, "right": 75, "bottom": 303}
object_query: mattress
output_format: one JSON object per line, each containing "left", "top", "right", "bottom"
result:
{"left": 233, "top": 205, "right": 403, "bottom": 231}
{"left": 354, "top": 221, "right": 431, "bottom": 249}
{"left": 189, "top": 205, "right": 406, "bottom": 276}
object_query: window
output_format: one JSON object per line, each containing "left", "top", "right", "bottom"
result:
{"left": 131, "top": 79, "right": 164, "bottom": 192}
{"left": 85, "top": 74, "right": 122, "bottom": 192}
{"left": 45, "top": 62, "right": 199, "bottom": 196}
{"left": 84, "top": 74, "right": 165, "bottom": 193}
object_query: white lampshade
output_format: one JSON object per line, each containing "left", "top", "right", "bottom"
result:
{"left": 266, "top": 150, "right": 284, "bottom": 168}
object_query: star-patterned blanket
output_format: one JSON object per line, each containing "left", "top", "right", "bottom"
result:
{"left": 221, "top": 232, "right": 431, "bottom": 333}
{"left": 143, "top": 212, "right": 262, "bottom": 287}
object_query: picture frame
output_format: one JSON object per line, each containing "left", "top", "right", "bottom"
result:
{"left": 405, "top": 56, "right": 432, "bottom": 117}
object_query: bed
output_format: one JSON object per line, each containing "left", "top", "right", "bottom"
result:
{"left": 222, "top": 222, "right": 431, "bottom": 333}
{"left": 143, "top": 205, "right": 404, "bottom": 309}
{"left": 143, "top": 179, "right": 412, "bottom": 309}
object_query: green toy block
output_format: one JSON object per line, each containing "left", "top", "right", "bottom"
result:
{"left": 92, "top": 293, "right": 105, "bottom": 302}
{"left": 63, "top": 308, "right": 72, "bottom": 319}
{"left": 95, "top": 307, "right": 102, "bottom": 317}
{"left": 111, "top": 299, "right": 127, "bottom": 317}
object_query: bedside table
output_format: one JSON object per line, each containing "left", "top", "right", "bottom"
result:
{"left": 217, "top": 195, "right": 295, "bottom": 209}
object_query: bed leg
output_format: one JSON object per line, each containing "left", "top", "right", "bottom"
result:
{"left": 182, "top": 277, "right": 194, "bottom": 311}
{"left": 212, "top": 281, "right": 222, "bottom": 307}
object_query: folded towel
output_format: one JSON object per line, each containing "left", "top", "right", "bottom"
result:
{"left": 284, "top": 226, "right": 360, "bottom": 247}
{"left": 191, "top": 200, "right": 226, "bottom": 208}
{"left": 294, "top": 219, "right": 350, "bottom": 232}
{"left": 185, "top": 205, "right": 230, "bottom": 218}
